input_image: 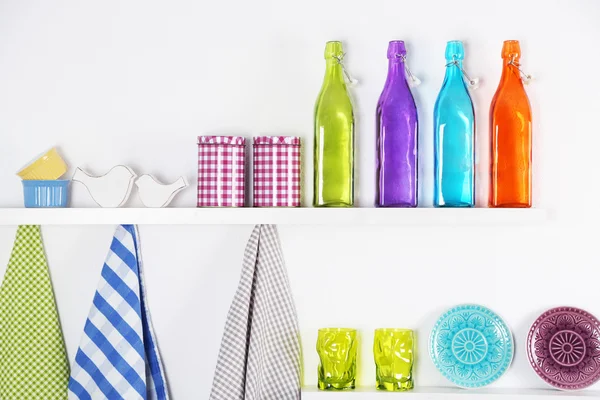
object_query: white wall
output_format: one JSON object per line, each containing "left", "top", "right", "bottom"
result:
{"left": 0, "top": 0, "right": 599, "bottom": 398}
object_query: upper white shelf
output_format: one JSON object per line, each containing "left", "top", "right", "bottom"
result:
{"left": 0, "top": 208, "right": 547, "bottom": 226}
{"left": 302, "top": 387, "right": 599, "bottom": 399}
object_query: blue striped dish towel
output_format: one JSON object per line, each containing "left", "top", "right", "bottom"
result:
{"left": 68, "top": 224, "right": 169, "bottom": 400}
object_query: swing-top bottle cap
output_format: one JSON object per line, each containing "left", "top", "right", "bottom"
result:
{"left": 324, "top": 41, "right": 344, "bottom": 59}
{"left": 502, "top": 40, "right": 521, "bottom": 59}
{"left": 387, "top": 40, "right": 407, "bottom": 59}
{"left": 445, "top": 40, "right": 464, "bottom": 61}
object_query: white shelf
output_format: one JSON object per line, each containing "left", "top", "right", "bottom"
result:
{"left": 0, "top": 208, "right": 548, "bottom": 226}
{"left": 302, "top": 387, "right": 600, "bottom": 399}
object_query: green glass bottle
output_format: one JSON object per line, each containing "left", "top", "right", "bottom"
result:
{"left": 314, "top": 41, "right": 355, "bottom": 207}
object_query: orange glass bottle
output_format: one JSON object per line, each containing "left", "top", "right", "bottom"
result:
{"left": 490, "top": 40, "right": 532, "bottom": 207}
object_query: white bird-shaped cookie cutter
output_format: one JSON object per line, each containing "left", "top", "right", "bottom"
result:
{"left": 135, "top": 174, "right": 188, "bottom": 208}
{"left": 72, "top": 165, "right": 137, "bottom": 207}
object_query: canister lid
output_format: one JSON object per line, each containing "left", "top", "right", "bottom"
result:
{"left": 253, "top": 136, "right": 300, "bottom": 146}
{"left": 198, "top": 136, "right": 246, "bottom": 145}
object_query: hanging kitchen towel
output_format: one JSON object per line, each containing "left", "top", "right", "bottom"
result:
{"left": 68, "top": 224, "right": 169, "bottom": 400}
{"left": 0, "top": 225, "right": 70, "bottom": 399}
{"left": 210, "top": 224, "right": 301, "bottom": 400}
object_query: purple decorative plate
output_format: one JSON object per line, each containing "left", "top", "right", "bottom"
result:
{"left": 527, "top": 307, "right": 600, "bottom": 390}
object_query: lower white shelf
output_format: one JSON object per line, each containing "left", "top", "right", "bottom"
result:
{"left": 0, "top": 207, "right": 547, "bottom": 226}
{"left": 301, "top": 387, "right": 600, "bottom": 399}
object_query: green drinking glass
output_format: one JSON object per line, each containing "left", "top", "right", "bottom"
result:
{"left": 373, "top": 328, "right": 415, "bottom": 391}
{"left": 316, "top": 328, "right": 357, "bottom": 390}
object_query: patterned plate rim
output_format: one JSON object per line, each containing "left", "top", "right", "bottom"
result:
{"left": 526, "top": 306, "right": 600, "bottom": 391}
{"left": 429, "top": 304, "right": 515, "bottom": 389}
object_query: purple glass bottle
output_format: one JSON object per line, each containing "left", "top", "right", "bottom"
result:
{"left": 376, "top": 41, "right": 419, "bottom": 207}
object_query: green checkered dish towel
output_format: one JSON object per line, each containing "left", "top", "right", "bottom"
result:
{"left": 0, "top": 225, "right": 70, "bottom": 399}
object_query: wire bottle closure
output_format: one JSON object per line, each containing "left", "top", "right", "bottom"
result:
{"left": 445, "top": 56, "right": 480, "bottom": 89}
{"left": 332, "top": 53, "right": 358, "bottom": 86}
{"left": 508, "top": 56, "right": 533, "bottom": 85}
{"left": 398, "top": 54, "right": 421, "bottom": 87}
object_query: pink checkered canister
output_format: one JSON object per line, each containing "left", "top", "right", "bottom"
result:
{"left": 197, "top": 136, "right": 246, "bottom": 207}
{"left": 253, "top": 136, "right": 301, "bottom": 207}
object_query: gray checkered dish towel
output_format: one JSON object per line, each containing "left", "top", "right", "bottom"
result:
{"left": 209, "top": 224, "right": 302, "bottom": 400}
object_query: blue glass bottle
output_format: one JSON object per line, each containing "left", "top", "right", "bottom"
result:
{"left": 433, "top": 41, "right": 475, "bottom": 207}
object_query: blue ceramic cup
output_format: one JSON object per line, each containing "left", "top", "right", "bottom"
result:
{"left": 22, "top": 180, "right": 70, "bottom": 208}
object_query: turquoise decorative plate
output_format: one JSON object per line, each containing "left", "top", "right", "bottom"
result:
{"left": 429, "top": 304, "right": 514, "bottom": 388}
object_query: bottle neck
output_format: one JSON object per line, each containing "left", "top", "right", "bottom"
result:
{"left": 384, "top": 59, "right": 408, "bottom": 86}
{"left": 324, "top": 59, "right": 345, "bottom": 83}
